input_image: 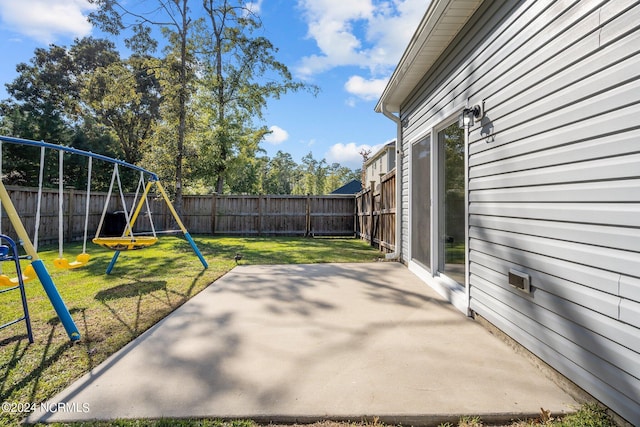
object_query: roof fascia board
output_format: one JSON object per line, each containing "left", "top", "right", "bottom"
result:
{"left": 375, "top": 0, "right": 483, "bottom": 113}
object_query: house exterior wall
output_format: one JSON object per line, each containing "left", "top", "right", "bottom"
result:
{"left": 398, "top": 0, "right": 640, "bottom": 423}
{"left": 364, "top": 144, "right": 396, "bottom": 189}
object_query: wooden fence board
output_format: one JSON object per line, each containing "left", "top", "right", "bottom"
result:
{"left": 355, "top": 170, "right": 396, "bottom": 252}
{"left": 1, "top": 187, "right": 357, "bottom": 243}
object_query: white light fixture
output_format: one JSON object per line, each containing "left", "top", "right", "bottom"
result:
{"left": 458, "top": 102, "right": 484, "bottom": 129}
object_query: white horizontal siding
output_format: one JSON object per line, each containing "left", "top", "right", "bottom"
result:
{"left": 398, "top": 0, "right": 640, "bottom": 423}
{"left": 620, "top": 276, "right": 640, "bottom": 301}
{"left": 470, "top": 269, "right": 640, "bottom": 387}
{"left": 469, "top": 261, "right": 640, "bottom": 357}
{"left": 470, "top": 104, "right": 640, "bottom": 166}
{"left": 403, "top": 0, "right": 631, "bottom": 144}
{"left": 470, "top": 203, "right": 640, "bottom": 228}
{"left": 470, "top": 128, "right": 640, "bottom": 179}
{"left": 620, "top": 299, "right": 640, "bottom": 325}
{"left": 402, "top": 0, "right": 524, "bottom": 142}
{"left": 401, "top": 147, "right": 410, "bottom": 263}
{"left": 471, "top": 3, "right": 640, "bottom": 150}
{"left": 471, "top": 295, "right": 640, "bottom": 421}
{"left": 469, "top": 250, "right": 621, "bottom": 319}
{"left": 470, "top": 216, "right": 640, "bottom": 254}
{"left": 470, "top": 179, "right": 640, "bottom": 203}
{"left": 469, "top": 227, "right": 640, "bottom": 278}
{"left": 471, "top": 152, "right": 640, "bottom": 189}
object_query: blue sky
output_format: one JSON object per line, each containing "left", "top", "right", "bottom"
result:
{"left": 0, "top": 0, "right": 427, "bottom": 170}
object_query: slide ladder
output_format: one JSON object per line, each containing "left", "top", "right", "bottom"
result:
{"left": 0, "top": 234, "right": 34, "bottom": 343}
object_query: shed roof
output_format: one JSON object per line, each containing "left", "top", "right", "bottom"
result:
{"left": 375, "top": 0, "right": 483, "bottom": 113}
{"left": 330, "top": 179, "right": 363, "bottom": 195}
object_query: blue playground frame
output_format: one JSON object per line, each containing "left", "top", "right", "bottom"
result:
{"left": 0, "top": 135, "right": 208, "bottom": 342}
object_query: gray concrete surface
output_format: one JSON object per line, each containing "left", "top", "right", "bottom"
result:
{"left": 27, "top": 262, "right": 577, "bottom": 425}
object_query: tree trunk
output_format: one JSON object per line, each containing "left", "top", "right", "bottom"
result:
{"left": 174, "top": 0, "right": 189, "bottom": 216}
{"left": 214, "top": 12, "right": 226, "bottom": 194}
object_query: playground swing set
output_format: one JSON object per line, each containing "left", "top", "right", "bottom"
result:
{"left": 0, "top": 135, "right": 208, "bottom": 343}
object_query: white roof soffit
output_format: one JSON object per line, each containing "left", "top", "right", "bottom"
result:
{"left": 375, "top": 0, "right": 484, "bottom": 113}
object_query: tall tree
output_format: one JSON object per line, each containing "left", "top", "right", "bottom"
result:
{"left": 5, "top": 43, "right": 72, "bottom": 143}
{"left": 89, "top": 0, "right": 196, "bottom": 213}
{"left": 89, "top": 0, "right": 316, "bottom": 198}
{"left": 198, "top": 0, "right": 316, "bottom": 193}
{"left": 3, "top": 37, "right": 118, "bottom": 143}
{"left": 264, "top": 150, "right": 297, "bottom": 194}
{"left": 325, "top": 162, "right": 357, "bottom": 194}
{"left": 82, "top": 55, "right": 162, "bottom": 164}
{"left": 295, "top": 152, "right": 318, "bottom": 195}
{"left": 1, "top": 37, "right": 120, "bottom": 186}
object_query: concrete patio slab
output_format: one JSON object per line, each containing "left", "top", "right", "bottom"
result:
{"left": 26, "top": 262, "right": 577, "bottom": 425}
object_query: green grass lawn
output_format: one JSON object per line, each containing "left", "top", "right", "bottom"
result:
{"left": 0, "top": 236, "right": 381, "bottom": 427}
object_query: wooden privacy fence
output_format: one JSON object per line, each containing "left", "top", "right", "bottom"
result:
{"left": 3, "top": 186, "right": 166, "bottom": 246}
{"left": 355, "top": 169, "right": 396, "bottom": 252}
{"left": 184, "top": 194, "right": 355, "bottom": 236}
{"left": 1, "top": 187, "right": 356, "bottom": 244}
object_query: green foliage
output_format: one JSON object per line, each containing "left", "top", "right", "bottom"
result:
{"left": 441, "top": 123, "right": 465, "bottom": 193}
{"left": 0, "top": 2, "right": 353, "bottom": 199}
{"left": 2, "top": 37, "right": 119, "bottom": 142}
{"left": 192, "top": 0, "right": 317, "bottom": 193}
{"left": 432, "top": 405, "right": 615, "bottom": 427}
{"left": 82, "top": 55, "right": 162, "bottom": 164}
{"left": 263, "top": 150, "right": 297, "bottom": 194}
{"left": 0, "top": 37, "right": 131, "bottom": 188}
{"left": 555, "top": 404, "right": 613, "bottom": 427}
{"left": 287, "top": 152, "right": 359, "bottom": 195}
{"left": 86, "top": 0, "right": 318, "bottom": 202}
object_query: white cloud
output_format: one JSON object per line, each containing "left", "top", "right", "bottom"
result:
{"left": 344, "top": 75, "right": 389, "bottom": 101}
{"left": 325, "top": 142, "right": 385, "bottom": 168}
{"left": 0, "top": 0, "right": 95, "bottom": 44}
{"left": 263, "top": 125, "right": 289, "bottom": 145}
{"left": 246, "top": 0, "right": 263, "bottom": 15}
{"left": 296, "top": 0, "right": 427, "bottom": 81}
{"left": 365, "top": 0, "right": 429, "bottom": 67}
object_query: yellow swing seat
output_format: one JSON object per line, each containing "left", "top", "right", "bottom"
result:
{"left": 92, "top": 236, "right": 158, "bottom": 251}
{"left": 0, "top": 264, "right": 37, "bottom": 288}
{"left": 54, "top": 253, "right": 90, "bottom": 270}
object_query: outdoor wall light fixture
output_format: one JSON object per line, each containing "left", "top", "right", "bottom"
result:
{"left": 458, "top": 102, "right": 484, "bottom": 129}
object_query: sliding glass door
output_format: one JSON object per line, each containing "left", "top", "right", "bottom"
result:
{"left": 437, "top": 122, "right": 465, "bottom": 284}
{"left": 411, "top": 136, "right": 431, "bottom": 270}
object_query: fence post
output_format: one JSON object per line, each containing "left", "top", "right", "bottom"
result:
{"left": 369, "top": 181, "right": 375, "bottom": 247}
{"left": 357, "top": 191, "right": 364, "bottom": 239}
{"left": 305, "top": 194, "right": 311, "bottom": 237}
{"left": 379, "top": 180, "right": 384, "bottom": 252}
{"left": 353, "top": 193, "right": 357, "bottom": 237}
{"left": 210, "top": 193, "right": 217, "bottom": 235}
{"left": 360, "top": 191, "right": 364, "bottom": 239}
{"left": 257, "top": 195, "right": 262, "bottom": 236}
